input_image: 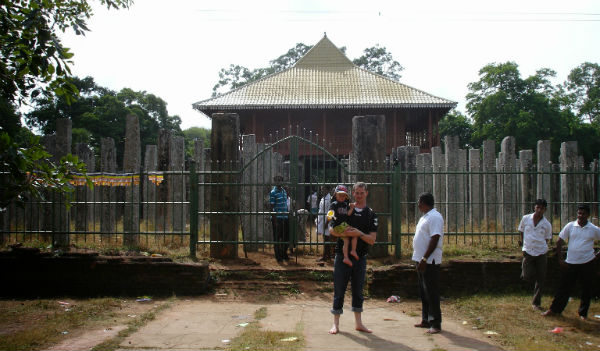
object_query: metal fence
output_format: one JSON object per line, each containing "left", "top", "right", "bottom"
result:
{"left": 1, "top": 142, "right": 599, "bottom": 260}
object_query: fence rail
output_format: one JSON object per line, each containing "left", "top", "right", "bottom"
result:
{"left": 1, "top": 165, "right": 598, "bottom": 260}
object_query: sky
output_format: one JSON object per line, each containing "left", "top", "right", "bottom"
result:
{"left": 59, "top": 0, "right": 600, "bottom": 130}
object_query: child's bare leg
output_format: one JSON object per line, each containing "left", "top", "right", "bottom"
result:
{"left": 350, "top": 236, "right": 359, "bottom": 260}
{"left": 342, "top": 237, "right": 352, "bottom": 266}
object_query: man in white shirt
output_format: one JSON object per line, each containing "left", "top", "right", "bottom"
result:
{"left": 542, "top": 204, "right": 600, "bottom": 320}
{"left": 412, "top": 192, "right": 444, "bottom": 334}
{"left": 518, "top": 199, "right": 553, "bottom": 310}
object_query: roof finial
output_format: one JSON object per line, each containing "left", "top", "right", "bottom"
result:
{"left": 324, "top": 31, "right": 327, "bottom": 37}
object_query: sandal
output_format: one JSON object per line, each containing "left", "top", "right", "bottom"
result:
{"left": 414, "top": 322, "right": 430, "bottom": 328}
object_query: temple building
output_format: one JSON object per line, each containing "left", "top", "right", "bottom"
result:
{"left": 193, "top": 35, "right": 456, "bottom": 156}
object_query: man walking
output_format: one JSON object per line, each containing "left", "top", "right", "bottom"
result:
{"left": 518, "top": 199, "right": 553, "bottom": 310}
{"left": 412, "top": 192, "right": 444, "bottom": 334}
{"left": 542, "top": 204, "right": 600, "bottom": 320}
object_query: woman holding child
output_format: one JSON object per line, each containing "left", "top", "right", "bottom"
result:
{"left": 328, "top": 182, "right": 378, "bottom": 334}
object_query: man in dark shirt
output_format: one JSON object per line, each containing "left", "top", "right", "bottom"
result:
{"left": 328, "top": 182, "right": 378, "bottom": 335}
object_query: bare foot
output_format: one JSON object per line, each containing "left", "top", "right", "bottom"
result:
{"left": 343, "top": 257, "right": 353, "bottom": 266}
{"left": 350, "top": 251, "right": 359, "bottom": 260}
{"left": 329, "top": 325, "right": 339, "bottom": 334}
{"left": 355, "top": 324, "right": 372, "bottom": 333}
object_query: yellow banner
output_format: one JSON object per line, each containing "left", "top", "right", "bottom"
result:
{"left": 69, "top": 174, "right": 164, "bottom": 187}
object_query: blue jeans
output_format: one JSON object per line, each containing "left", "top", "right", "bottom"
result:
{"left": 331, "top": 253, "right": 367, "bottom": 314}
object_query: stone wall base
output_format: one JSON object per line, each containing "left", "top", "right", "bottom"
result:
{"left": 0, "top": 249, "right": 210, "bottom": 297}
{"left": 369, "top": 259, "right": 600, "bottom": 298}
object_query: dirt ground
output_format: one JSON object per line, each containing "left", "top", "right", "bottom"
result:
{"left": 206, "top": 248, "right": 401, "bottom": 271}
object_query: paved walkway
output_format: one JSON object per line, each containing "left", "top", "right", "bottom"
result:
{"left": 117, "top": 297, "right": 503, "bottom": 351}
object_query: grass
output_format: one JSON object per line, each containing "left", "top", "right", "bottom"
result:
{"left": 2, "top": 230, "right": 527, "bottom": 264}
{"left": 0, "top": 298, "right": 125, "bottom": 351}
{"left": 445, "top": 293, "right": 600, "bottom": 351}
{"left": 227, "top": 307, "right": 305, "bottom": 351}
{"left": 0, "top": 297, "right": 173, "bottom": 351}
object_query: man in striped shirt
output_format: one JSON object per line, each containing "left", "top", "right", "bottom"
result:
{"left": 270, "top": 175, "right": 289, "bottom": 263}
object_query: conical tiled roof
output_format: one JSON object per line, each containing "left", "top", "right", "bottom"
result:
{"left": 193, "top": 36, "right": 456, "bottom": 112}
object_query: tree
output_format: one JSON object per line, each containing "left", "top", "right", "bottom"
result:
{"left": 212, "top": 43, "right": 403, "bottom": 96}
{"left": 438, "top": 110, "right": 474, "bottom": 149}
{"left": 352, "top": 45, "right": 403, "bottom": 81}
{"left": 212, "top": 43, "right": 313, "bottom": 97}
{"left": 466, "top": 62, "right": 577, "bottom": 156}
{"left": 183, "top": 127, "right": 210, "bottom": 158}
{"left": 563, "top": 62, "right": 600, "bottom": 124}
{"left": 0, "top": 0, "right": 132, "bottom": 108}
{"left": 26, "top": 76, "right": 182, "bottom": 166}
{"left": 1, "top": 0, "right": 131, "bottom": 210}
{"left": 0, "top": 132, "right": 88, "bottom": 211}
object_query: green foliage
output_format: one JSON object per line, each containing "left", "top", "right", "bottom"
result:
{"left": 466, "top": 62, "right": 579, "bottom": 158}
{"left": 0, "top": 132, "right": 89, "bottom": 210}
{"left": 183, "top": 126, "right": 210, "bottom": 157}
{"left": 438, "top": 110, "right": 474, "bottom": 149}
{"left": 0, "top": 0, "right": 132, "bottom": 106}
{"left": 563, "top": 62, "right": 600, "bottom": 124}
{"left": 211, "top": 42, "right": 403, "bottom": 96}
{"left": 25, "top": 76, "right": 182, "bottom": 166}
{"left": 352, "top": 44, "right": 403, "bottom": 81}
{"left": 212, "top": 43, "right": 313, "bottom": 97}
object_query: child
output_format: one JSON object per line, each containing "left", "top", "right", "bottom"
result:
{"left": 327, "top": 184, "right": 358, "bottom": 266}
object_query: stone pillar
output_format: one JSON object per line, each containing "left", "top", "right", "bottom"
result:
{"left": 210, "top": 113, "right": 240, "bottom": 258}
{"left": 39, "top": 135, "right": 56, "bottom": 235}
{"left": 405, "top": 146, "right": 419, "bottom": 224}
{"left": 257, "top": 143, "right": 272, "bottom": 243}
{"left": 519, "top": 150, "right": 534, "bottom": 216}
{"left": 445, "top": 136, "right": 460, "bottom": 232}
{"left": 537, "top": 140, "right": 552, "bottom": 206}
{"left": 416, "top": 153, "right": 433, "bottom": 195}
{"left": 241, "top": 135, "right": 259, "bottom": 251}
{"left": 52, "top": 118, "right": 72, "bottom": 247}
{"left": 560, "top": 141, "right": 578, "bottom": 226}
{"left": 203, "top": 147, "right": 211, "bottom": 239}
{"left": 396, "top": 147, "right": 408, "bottom": 224}
{"left": 551, "top": 163, "right": 561, "bottom": 219}
{"left": 143, "top": 145, "right": 158, "bottom": 230}
{"left": 170, "top": 135, "right": 185, "bottom": 232}
{"left": 431, "top": 146, "right": 445, "bottom": 216}
{"left": 351, "top": 115, "right": 387, "bottom": 257}
{"left": 458, "top": 149, "right": 467, "bottom": 230}
{"left": 55, "top": 118, "right": 72, "bottom": 160}
{"left": 101, "top": 137, "right": 116, "bottom": 240}
{"left": 123, "top": 114, "right": 141, "bottom": 246}
{"left": 589, "top": 160, "right": 599, "bottom": 216}
{"left": 193, "top": 139, "right": 205, "bottom": 232}
{"left": 469, "top": 149, "right": 482, "bottom": 228}
{"left": 156, "top": 130, "right": 171, "bottom": 231}
{"left": 482, "top": 140, "right": 497, "bottom": 229}
{"left": 577, "top": 156, "right": 586, "bottom": 207}
{"left": 74, "top": 143, "right": 95, "bottom": 232}
{"left": 499, "top": 136, "right": 517, "bottom": 231}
